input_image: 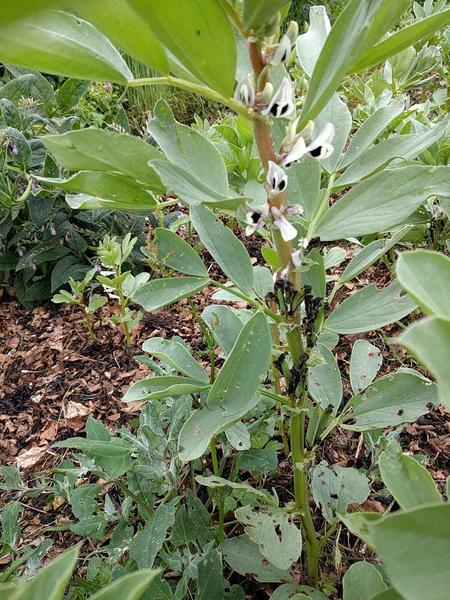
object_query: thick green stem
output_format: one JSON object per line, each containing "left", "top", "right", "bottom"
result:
{"left": 290, "top": 407, "right": 320, "bottom": 585}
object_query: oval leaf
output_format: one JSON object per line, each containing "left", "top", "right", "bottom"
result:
{"left": 0, "top": 10, "right": 132, "bottom": 82}
{"left": 191, "top": 205, "right": 254, "bottom": 294}
{"left": 206, "top": 312, "right": 272, "bottom": 415}
{"left": 128, "top": 0, "right": 236, "bottom": 95}
{"left": 155, "top": 227, "right": 208, "bottom": 277}
{"left": 133, "top": 277, "right": 209, "bottom": 311}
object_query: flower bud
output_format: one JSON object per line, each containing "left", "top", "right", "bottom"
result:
{"left": 257, "top": 82, "right": 274, "bottom": 104}
{"left": 286, "top": 21, "right": 299, "bottom": 45}
{"left": 234, "top": 75, "right": 256, "bottom": 107}
{"left": 269, "top": 35, "right": 292, "bottom": 66}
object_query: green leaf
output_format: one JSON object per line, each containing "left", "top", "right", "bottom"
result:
{"left": 316, "top": 166, "right": 450, "bottom": 241}
{"left": 206, "top": 312, "right": 271, "bottom": 415}
{"left": 149, "top": 160, "right": 244, "bottom": 209}
{"left": 399, "top": 317, "right": 450, "bottom": 409}
{"left": 50, "top": 256, "right": 88, "bottom": 292}
{"left": 396, "top": 250, "right": 450, "bottom": 320}
{"left": 243, "top": 0, "right": 291, "bottom": 31}
{"left": 17, "top": 546, "right": 79, "bottom": 600}
{"left": 350, "top": 9, "right": 450, "bottom": 73}
{"left": 342, "top": 370, "right": 438, "bottom": 431}
{"left": 191, "top": 205, "right": 254, "bottom": 294}
{"left": 0, "top": 584, "right": 16, "bottom": 599}
{"left": 296, "top": 6, "right": 331, "bottom": 78}
{"left": 55, "top": 438, "right": 131, "bottom": 478}
{"left": 325, "top": 281, "right": 416, "bottom": 334}
{"left": 43, "top": 128, "right": 163, "bottom": 189}
{"left": 0, "top": 0, "right": 60, "bottom": 27}
{"left": 70, "top": 484, "right": 102, "bottom": 519}
{"left": 148, "top": 101, "right": 228, "bottom": 197}
{"left": 154, "top": 228, "right": 208, "bottom": 277}
{"left": 236, "top": 448, "right": 278, "bottom": 475}
{"left": 225, "top": 422, "right": 251, "bottom": 451}
{"left": 235, "top": 506, "right": 302, "bottom": 571}
{"left": 350, "top": 339, "right": 382, "bottom": 395}
{"left": 1, "top": 502, "right": 22, "bottom": 548}
{"left": 133, "top": 277, "right": 209, "bottom": 311}
{"left": 339, "top": 512, "right": 382, "bottom": 547}
{"left": 142, "top": 338, "right": 208, "bottom": 383}
{"left": 307, "top": 343, "right": 342, "bottom": 413}
{"left": 196, "top": 475, "right": 277, "bottom": 506}
{"left": 343, "top": 562, "right": 387, "bottom": 600}
{"left": 287, "top": 157, "right": 321, "bottom": 222}
{"left": 202, "top": 305, "right": 244, "bottom": 356}
{"left": 299, "top": 0, "right": 410, "bottom": 127}
{"left": 379, "top": 441, "right": 442, "bottom": 509}
{"left": 339, "top": 97, "right": 406, "bottom": 169}
{"left": 197, "top": 551, "right": 225, "bottom": 600}
{"left": 78, "top": 1, "right": 168, "bottom": 73}
{"left": 123, "top": 376, "right": 208, "bottom": 402}
{"left": 219, "top": 535, "right": 293, "bottom": 583}
{"left": 370, "top": 590, "right": 404, "bottom": 600}
{"left": 55, "top": 78, "right": 90, "bottom": 112}
{"left": 0, "top": 11, "right": 132, "bottom": 82}
{"left": 129, "top": 498, "right": 179, "bottom": 569}
{"left": 90, "top": 570, "right": 159, "bottom": 600}
{"left": 311, "top": 461, "right": 370, "bottom": 524}
{"left": 336, "top": 116, "right": 449, "bottom": 187}
{"left": 339, "top": 227, "right": 411, "bottom": 284}
{"left": 178, "top": 395, "right": 259, "bottom": 462}
{"left": 128, "top": 0, "right": 236, "bottom": 95}
{"left": 369, "top": 504, "right": 450, "bottom": 600}
{"left": 37, "top": 172, "right": 157, "bottom": 207}
{"left": 269, "top": 583, "right": 326, "bottom": 600}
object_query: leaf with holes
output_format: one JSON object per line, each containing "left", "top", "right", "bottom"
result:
{"left": 219, "top": 535, "right": 293, "bottom": 583}
{"left": 206, "top": 312, "right": 271, "bottom": 415}
{"left": 350, "top": 339, "right": 383, "bottom": 395}
{"left": 235, "top": 506, "right": 302, "bottom": 571}
{"left": 308, "top": 343, "right": 342, "bottom": 413}
{"left": 342, "top": 370, "right": 438, "bottom": 431}
{"left": 311, "top": 461, "right": 370, "bottom": 524}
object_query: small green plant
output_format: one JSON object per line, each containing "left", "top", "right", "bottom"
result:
{"left": 96, "top": 233, "right": 149, "bottom": 344}
{"left": 52, "top": 268, "right": 107, "bottom": 338}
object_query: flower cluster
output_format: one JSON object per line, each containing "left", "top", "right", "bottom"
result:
{"left": 235, "top": 25, "right": 336, "bottom": 269}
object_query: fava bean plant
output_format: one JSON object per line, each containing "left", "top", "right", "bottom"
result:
{"left": 1, "top": 1, "right": 450, "bottom": 599}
